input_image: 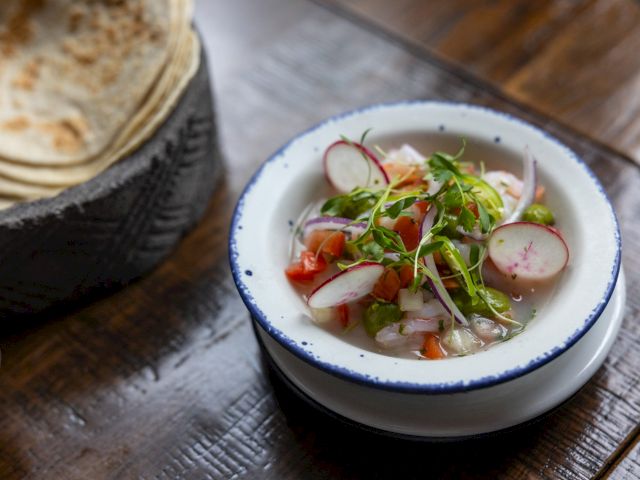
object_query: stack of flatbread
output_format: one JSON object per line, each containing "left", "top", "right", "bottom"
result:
{"left": 0, "top": 0, "right": 199, "bottom": 209}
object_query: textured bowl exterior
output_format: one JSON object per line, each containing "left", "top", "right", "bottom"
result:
{"left": 0, "top": 47, "right": 220, "bottom": 315}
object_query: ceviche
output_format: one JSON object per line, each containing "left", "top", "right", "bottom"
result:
{"left": 285, "top": 133, "right": 569, "bottom": 359}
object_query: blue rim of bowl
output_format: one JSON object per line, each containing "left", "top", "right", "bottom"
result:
{"left": 229, "top": 100, "right": 622, "bottom": 394}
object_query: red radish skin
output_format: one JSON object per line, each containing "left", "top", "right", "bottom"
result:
{"left": 323, "top": 140, "right": 389, "bottom": 193}
{"left": 488, "top": 222, "right": 569, "bottom": 281}
{"left": 307, "top": 262, "right": 385, "bottom": 308}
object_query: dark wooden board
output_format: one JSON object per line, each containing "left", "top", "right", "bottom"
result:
{"left": 323, "top": 0, "right": 640, "bottom": 164}
{"left": 609, "top": 437, "right": 640, "bottom": 479}
{"left": 320, "top": 0, "right": 592, "bottom": 83}
{"left": 1, "top": 0, "right": 640, "bottom": 478}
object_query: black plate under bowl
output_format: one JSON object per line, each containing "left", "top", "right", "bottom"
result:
{"left": 0, "top": 43, "right": 221, "bottom": 316}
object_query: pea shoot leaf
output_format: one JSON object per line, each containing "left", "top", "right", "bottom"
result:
{"left": 416, "top": 241, "right": 444, "bottom": 258}
{"left": 386, "top": 196, "right": 416, "bottom": 219}
{"left": 469, "top": 243, "right": 480, "bottom": 267}
{"left": 320, "top": 190, "right": 380, "bottom": 219}
{"left": 320, "top": 196, "right": 346, "bottom": 217}
{"left": 409, "top": 272, "right": 423, "bottom": 292}
{"left": 458, "top": 206, "right": 476, "bottom": 233}
{"left": 476, "top": 201, "right": 492, "bottom": 233}
{"left": 372, "top": 227, "right": 404, "bottom": 252}
{"left": 443, "top": 188, "right": 463, "bottom": 209}
{"left": 427, "top": 139, "right": 468, "bottom": 183}
{"left": 360, "top": 241, "right": 384, "bottom": 261}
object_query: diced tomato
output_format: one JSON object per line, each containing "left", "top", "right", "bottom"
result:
{"left": 285, "top": 263, "right": 313, "bottom": 282}
{"left": 414, "top": 200, "right": 429, "bottom": 216}
{"left": 304, "top": 230, "right": 327, "bottom": 252}
{"left": 323, "top": 231, "right": 345, "bottom": 258}
{"left": 372, "top": 268, "right": 401, "bottom": 302}
{"left": 393, "top": 215, "right": 420, "bottom": 251}
{"left": 284, "top": 250, "right": 327, "bottom": 283}
{"left": 337, "top": 303, "right": 349, "bottom": 328}
{"left": 406, "top": 200, "right": 429, "bottom": 223}
{"left": 398, "top": 265, "right": 415, "bottom": 288}
{"left": 383, "top": 162, "right": 421, "bottom": 187}
{"left": 452, "top": 203, "right": 479, "bottom": 218}
{"left": 436, "top": 263, "right": 452, "bottom": 279}
{"left": 442, "top": 277, "right": 460, "bottom": 290}
{"left": 300, "top": 250, "right": 327, "bottom": 274}
{"left": 467, "top": 202, "right": 479, "bottom": 218}
{"left": 422, "top": 333, "right": 445, "bottom": 360}
{"left": 304, "top": 230, "right": 346, "bottom": 258}
{"left": 459, "top": 163, "right": 476, "bottom": 175}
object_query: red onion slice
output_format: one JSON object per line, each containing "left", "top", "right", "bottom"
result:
{"left": 505, "top": 146, "right": 537, "bottom": 224}
{"left": 420, "top": 206, "right": 469, "bottom": 326}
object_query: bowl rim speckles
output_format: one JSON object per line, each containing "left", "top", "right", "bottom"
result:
{"left": 229, "top": 101, "right": 621, "bottom": 394}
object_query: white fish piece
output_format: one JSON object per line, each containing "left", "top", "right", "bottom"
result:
{"left": 375, "top": 318, "right": 441, "bottom": 349}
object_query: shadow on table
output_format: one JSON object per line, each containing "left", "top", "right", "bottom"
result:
{"left": 0, "top": 429, "right": 32, "bottom": 479}
{"left": 0, "top": 172, "right": 236, "bottom": 398}
{"left": 262, "top": 347, "right": 601, "bottom": 479}
{"left": 0, "top": 169, "right": 230, "bottom": 336}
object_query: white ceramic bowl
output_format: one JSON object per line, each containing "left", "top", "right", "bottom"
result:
{"left": 255, "top": 273, "right": 624, "bottom": 437}
{"left": 229, "top": 102, "right": 622, "bottom": 434}
{"left": 256, "top": 272, "right": 625, "bottom": 439}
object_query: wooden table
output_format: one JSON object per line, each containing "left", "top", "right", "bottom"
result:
{"left": 2, "top": 1, "right": 640, "bottom": 478}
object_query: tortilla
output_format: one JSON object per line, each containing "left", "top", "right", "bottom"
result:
{"left": 0, "top": 0, "right": 172, "bottom": 165}
{"left": 0, "top": 0, "right": 199, "bottom": 207}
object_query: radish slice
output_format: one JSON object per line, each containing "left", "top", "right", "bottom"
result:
{"left": 505, "top": 147, "right": 537, "bottom": 224}
{"left": 488, "top": 221, "right": 569, "bottom": 281}
{"left": 323, "top": 140, "right": 389, "bottom": 193}
{"left": 420, "top": 206, "right": 469, "bottom": 326}
{"left": 307, "top": 262, "right": 385, "bottom": 308}
{"left": 303, "top": 216, "right": 367, "bottom": 238}
{"left": 309, "top": 307, "right": 337, "bottom": 324}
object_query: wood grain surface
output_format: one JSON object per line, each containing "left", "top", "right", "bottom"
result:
{"left": 1, "top": 0, "right": 640, "bottom": 478}
{"left": 323, "top": 0, "right": 640, "bottom": 163}
{"left": 609, "top": 436, "right": 640, "bottom": 479}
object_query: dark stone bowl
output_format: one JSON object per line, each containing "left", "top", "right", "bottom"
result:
{"left": 0, "top": 46, "right": 220, "bottom": 316}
